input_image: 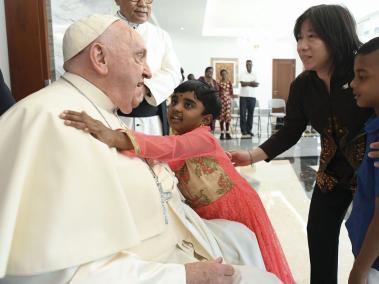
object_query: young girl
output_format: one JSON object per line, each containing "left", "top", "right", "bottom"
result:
{"left": 217, "top": 69, "right": 234, "bottom": 140}
{"left": 60, "top": 80, "right": 294, "bottom": 283}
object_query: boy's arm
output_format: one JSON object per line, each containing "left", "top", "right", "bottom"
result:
{"left": 349, "top": 197, "right": 379, "bottom": 284}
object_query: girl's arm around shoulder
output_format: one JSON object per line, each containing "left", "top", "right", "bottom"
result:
{"left": 129, "top": 126, "right": 218, "bottom": 162}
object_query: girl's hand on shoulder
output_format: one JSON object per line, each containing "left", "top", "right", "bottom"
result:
{"left": 59, "top": 110, "right": 117, "bottom": 147}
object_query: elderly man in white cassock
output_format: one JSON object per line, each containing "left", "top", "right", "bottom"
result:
{"left": 115, "top": 0, "right": 181, "bottom": 136}
{"left": 0, "top": 15, "right": 280, "bottom": 284}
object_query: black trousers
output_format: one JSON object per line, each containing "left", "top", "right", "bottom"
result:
{"left": 239, "top": 97, "right": 256, "bottom": 134}
{"left": 307, "top": 183, "right": 353, "bottom": 284}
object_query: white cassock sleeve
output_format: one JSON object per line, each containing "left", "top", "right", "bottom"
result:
{"left": 0, "top": 253, "right": 186, "bottom": 284}
{"left": 144, "top": 29, "right": 181, "bottom": 106}
{"left": 69, "top": 252, "right": 186, "bottom": 284}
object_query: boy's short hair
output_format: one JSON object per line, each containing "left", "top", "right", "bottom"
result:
{"left": 173, "top": 80, "right": 221, "bottom": 120}
{"left": 357, "top": 37, "right": 379, "bottom": 56}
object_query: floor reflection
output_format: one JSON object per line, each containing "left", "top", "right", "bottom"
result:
{"left": 218, "top": 131, "right": 320, "bottom": 200}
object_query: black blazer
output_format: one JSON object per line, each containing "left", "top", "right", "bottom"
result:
{"left": 0, "top": 69, "right": 15, "bottom": 116}
{"left": 260, "top": 70, "right": 373, "bottom": 191}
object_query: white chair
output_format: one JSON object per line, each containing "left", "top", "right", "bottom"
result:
{"left": 267, "top": 98, "right": 286, "bottom": 134}
{"left": 231, "top": 98, "right": 240, "bottom": 134}
{"left": 253, "top": 99, "right": 261, "bottom": 137}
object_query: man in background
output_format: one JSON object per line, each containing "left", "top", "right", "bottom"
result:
{"left": 239, "top": 59, "right": 259, "bottom": 138}
{"left": 115, "top": 0, "right": 181, "bottom": 135}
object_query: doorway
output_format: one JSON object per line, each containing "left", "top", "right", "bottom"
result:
{"left": 272, "top": 59, "right": 295, "bottom": 101}
{"left": 4, "top": 0, "right": 51, "bottom": 101}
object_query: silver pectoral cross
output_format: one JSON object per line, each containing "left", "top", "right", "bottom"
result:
{"left": 157, "top": 181, "right": 172, "bottom": 225}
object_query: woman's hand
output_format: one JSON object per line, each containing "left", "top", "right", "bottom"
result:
{"left": 59, "top": 110, "right": 120, "bottom": 147}
{"left": 228, "top": 150, "right": 252, "bottom": 167}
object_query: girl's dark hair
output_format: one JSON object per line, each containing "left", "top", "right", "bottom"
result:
{"left": 294, "top": 4, "right": 361, "bottom": 76}
{"left": 204, "top": 66, "right": 213, "bottom": 73}
{"left": 173, "top": 80, "right": 221, "bottom": 120}
{"left": 220, "top": 69, "right": 227, "bottom": 75}
{"left": 357, "top": 37, "right": 379, "bottom": 56}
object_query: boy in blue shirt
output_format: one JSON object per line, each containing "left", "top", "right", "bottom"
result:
{"left": 347, "top": 36, "right": 379, "bottom": 284}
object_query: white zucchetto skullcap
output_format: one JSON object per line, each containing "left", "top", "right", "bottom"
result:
{"left": 63, "top": 14, "right": 120, "bottom": 62}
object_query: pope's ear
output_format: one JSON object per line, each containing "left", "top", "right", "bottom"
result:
{"left": 89, "top": 42, "right": 109, "bottom": 75}
{"left": 201, "top": 114, "right": 213, "bottom": 126}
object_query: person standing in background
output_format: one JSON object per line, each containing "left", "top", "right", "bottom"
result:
{"left": 239, "top": 60, "right": 259, "bottom": 138}
{"left": 115, "top": 0, "right": 181, "bottom": 135}
{"left": 199, "top": 66, "right": 219, "bottom": 133}
{"left": 187, "top": 73, "right": 195, "bottom": 81}
{"left": 218, "top": 69, "right": 234, "bottom": 140}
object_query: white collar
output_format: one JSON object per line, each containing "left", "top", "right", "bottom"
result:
{"left": 62, "top": 73, "right": 116, "bottom": 113}
{"left": 116, "top": 11, "right": 140, "bottom": 30}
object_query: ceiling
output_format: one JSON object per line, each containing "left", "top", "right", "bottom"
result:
{"left": 152, "top": 0, "right": 377, "bottom": 40}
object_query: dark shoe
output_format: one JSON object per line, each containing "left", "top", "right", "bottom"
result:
{"left": 248, "top": 132, "right": 254, "bottom": 137}
{"left": 226, "top": 133, "right": 232, "bottom": 140}
{"left": 220, "top": 133, "right": 225, "bottom": 140}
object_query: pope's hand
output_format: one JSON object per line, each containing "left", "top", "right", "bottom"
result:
{"left": 185, "top": 257, "right": 234, "bottom": 284}
{"left": 228, "top": 150, "right": 251, "bottom": 167}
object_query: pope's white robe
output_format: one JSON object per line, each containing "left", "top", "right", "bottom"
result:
{"left": 117, "top": 15, "right": 182, "bottom": 135}
{"left": 0, "top": 73, "right": 279, "bottom": 284}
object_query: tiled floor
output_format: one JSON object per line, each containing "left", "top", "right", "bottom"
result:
{"left": 217, "top": 127, "right": 354, "bottom": 284}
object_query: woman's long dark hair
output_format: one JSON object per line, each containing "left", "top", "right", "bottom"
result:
{"left": 294, "top": 4, "right": 361, "bottom": 78}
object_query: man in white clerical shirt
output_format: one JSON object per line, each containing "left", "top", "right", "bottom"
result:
{"left": 0, "top": 15, "right": 279, "bottom": 284}
{"left": 115, "top": 0, "right": 181, "bottom": 136}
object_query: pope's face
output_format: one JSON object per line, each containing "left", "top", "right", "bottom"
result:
{"left": 115, "top": 0, "right": 152, "bottom": 24}
{"left": 106, "top": 22, "right": 151, "bottom": 113}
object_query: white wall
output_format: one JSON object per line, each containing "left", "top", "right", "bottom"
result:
{"left": 0, "top": 0, "right": 10, "bottom": 87}
{"left": 171, "top": 32, "right": 301, "bottom": 108}
{"left": 357, "top": 11, "right": 379, "bottom": 42}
